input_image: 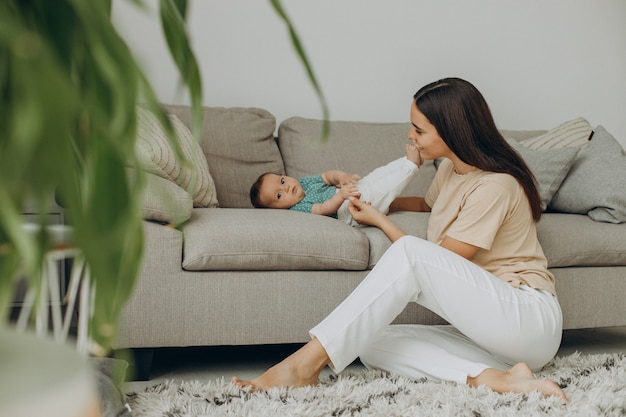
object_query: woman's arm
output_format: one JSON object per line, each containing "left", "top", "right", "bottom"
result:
{"left": 439, "top": 236, "right": 480, "bottom": 260}
{"left": 389, "top": 196, "right": 431, "bottom": 213}
{"left": 350, "top": 197, "right": 480, "bottom": 259}
{"left": 349, "top": 195, "right": 430, "bottom": 241}
{"left": 347, "top": 198, "right": 407, "bottom": 242}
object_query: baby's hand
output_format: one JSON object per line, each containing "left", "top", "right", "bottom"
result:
{"left": 339, "top": 182, "right": 360, "bottom": 199}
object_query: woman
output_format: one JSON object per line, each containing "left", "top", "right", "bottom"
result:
{"left": 232, "top": 78, "right": 567, "bottom": 401}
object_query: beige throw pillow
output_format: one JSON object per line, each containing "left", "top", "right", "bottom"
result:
{"left": 135, "top": 107, "right": 218, "bottom": 208}
{"left": 520, "top": 117, "right": 593, "bottom": 150}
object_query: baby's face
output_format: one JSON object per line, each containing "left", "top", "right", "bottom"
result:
{"left": 259, "top": 174, "right": 305, "bottom": 209}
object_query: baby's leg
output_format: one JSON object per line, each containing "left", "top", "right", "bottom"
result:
{"left": 357, "top": 156, "right": 419, "bottom": 214}
{"left": 405, "top": 143, "right": 422, "bottom": 166}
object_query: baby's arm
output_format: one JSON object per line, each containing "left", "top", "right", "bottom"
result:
{"left": 312, "top": 170, "right": 361, "bottom": 216}
{"left": 311, "top": 192, "right": 349, "bottom": 216}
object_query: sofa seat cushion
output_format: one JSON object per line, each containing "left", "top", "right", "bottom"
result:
{"left": 182, "top": 208, "right": 369, "bottom": 271}
{"left": 537, "top": 213, "right": 626, "bottom": 267}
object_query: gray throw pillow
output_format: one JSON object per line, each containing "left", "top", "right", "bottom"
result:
{"left": 549, "top": 125, "right": 626, "bottom": 223}
{"left": 127, "top": 168, "right": 193, "bottom": 225}
{"left": 507, "top": 139, "right": 580, "bottom": 210}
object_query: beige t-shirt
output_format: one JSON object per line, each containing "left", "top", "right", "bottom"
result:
{"left": 424, "top": 159, "right": 556, "bottom": 295}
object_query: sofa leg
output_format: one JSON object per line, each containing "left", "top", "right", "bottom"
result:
{"left": 116, "top": 348, "right": 154, "bottom": 381}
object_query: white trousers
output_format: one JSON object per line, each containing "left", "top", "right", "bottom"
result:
{"left": 309, "top": 236, "right": 563, "bottom": 384}
{"left": 337, "top": 157, "right": 418, "bottom": 226}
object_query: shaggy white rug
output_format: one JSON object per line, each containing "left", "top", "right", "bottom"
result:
{"left": 126, "top": 352, "right": 626, "bottom": 417}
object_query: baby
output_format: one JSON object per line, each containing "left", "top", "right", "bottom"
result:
{"left": 250, "top": 144, "right": 421, "bottom": 225}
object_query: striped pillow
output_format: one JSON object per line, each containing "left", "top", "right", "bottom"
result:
{"left": 135, "top": 107, "right": 218, "bottom": 208}
{"left": 521, "top": 117, "right": 593, "bottom": 150}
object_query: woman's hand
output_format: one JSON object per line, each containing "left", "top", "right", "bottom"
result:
{"left": 348, "top": 197, "right": 383, "bottom": 226}
{"left": 348, "top": 197, "right": 408, "bottom": 242}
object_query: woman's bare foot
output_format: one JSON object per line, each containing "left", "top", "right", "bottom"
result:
{"left": 231, "top": 338, "right": 330, "bottom": 391}
{"left": 468, "top": 363, "right": 568, "bottom": 401}
{"left": 231, "top": 361, "right": 319, "bottom": 391}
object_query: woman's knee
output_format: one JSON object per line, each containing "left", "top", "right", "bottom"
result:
{"left": 391, "top": 235, "right": 446, "bottom": 264}
{"left": 393, "top": 235, "right": 429, "bottom": 254}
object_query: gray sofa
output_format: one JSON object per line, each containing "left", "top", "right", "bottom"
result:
{"left": 114, "top": 105, "right": 626, "bottom": 375}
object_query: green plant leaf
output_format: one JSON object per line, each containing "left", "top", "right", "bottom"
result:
{"left": 0, "top": 0, "right": 202, "bottom": 352}
{"left": 1, "top": 0, "right": 325, "bottom": 354}
{"left": 159, "top": 0, "right": 202, "bottom": 139}
{"left": 268, "top": 0, "right": 330, "bottom": 141}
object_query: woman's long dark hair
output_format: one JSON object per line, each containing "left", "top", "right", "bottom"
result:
{"left": 414, "top": 78, "right": 543, "bottom": 221}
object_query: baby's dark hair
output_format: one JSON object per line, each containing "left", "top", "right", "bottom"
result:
{"left": 250, "top": 172, "right": 275, "bottom": 208}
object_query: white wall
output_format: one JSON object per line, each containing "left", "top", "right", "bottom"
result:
{"left": 113, "top": 0, "right": 626, "bottom": 147}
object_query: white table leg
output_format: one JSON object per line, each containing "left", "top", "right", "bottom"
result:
{"left": 76, "top": 264, "right": 92, "bottom": 357}
{"left": 47, "top": 253, "right": 63, "bottom": 342}
{"left": 61, "top": 256, "right": 85, "bottom": 340}
{"left": 35, "top": 265, "right": 48, "bottom": 338}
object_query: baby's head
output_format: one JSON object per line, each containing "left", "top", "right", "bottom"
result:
{"left": 250, "top": 173, "right": 305, "bottom": 209}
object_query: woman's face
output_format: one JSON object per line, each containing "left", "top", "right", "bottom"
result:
{"left": 407, "top": 101, "right": 452, "bottom": 161}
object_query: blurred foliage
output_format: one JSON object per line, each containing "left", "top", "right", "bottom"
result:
{"left": 269, "top": 0, "right": 329, "bottom": 139}
{"left": 0, "top": 0, "right": 327, "bottom": 353}
{"left": 0, "top": 0, "right": 202, "bottom": 352}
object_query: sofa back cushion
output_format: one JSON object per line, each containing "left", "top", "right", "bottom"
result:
{"left": 278, "top": 117, "right": 437, "bottom": 197}
{"left": 165, "top": 105, "right": 282, "bottom": 208}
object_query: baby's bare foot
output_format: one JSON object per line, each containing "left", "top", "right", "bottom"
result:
{"left": 406, "top": 143, "right": 422, "bottom": 167}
